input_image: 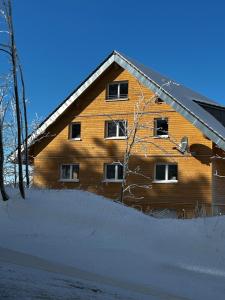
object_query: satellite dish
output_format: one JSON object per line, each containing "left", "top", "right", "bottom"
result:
{"left": 178, "top": 136, "right": 189, "bottom": 153}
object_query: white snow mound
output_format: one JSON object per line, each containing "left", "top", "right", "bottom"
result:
{"left": 0, "top": 188, "right": 225, "bottom": 300}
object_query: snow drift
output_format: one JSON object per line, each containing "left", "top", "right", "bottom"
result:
{"left": 0, "top": 189, "right": 225, "bottom": 299}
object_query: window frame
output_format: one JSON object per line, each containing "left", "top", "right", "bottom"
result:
{"left": 104, "top": 163, "right": 124, "bottom": 182}
{"left": 105, "top": 120, "right": 127, "bottom": 139}
{"left": 59, "top": 164, "right": 80, "bottom": 182}
{"left": 153, "top": 163, "right": 178, "bottom": 183}
{"left": 154, "top": 118, "right": 169, "bottom": 138}
{"left": 106, "top": 81, "right": 128, "bottom": 101}
{"left": 69, "top": 122, "right": 81, "bottom": 140}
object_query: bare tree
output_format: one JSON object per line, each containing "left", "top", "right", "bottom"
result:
{"left": 0, "top": 0, "right": 28, "bottom": 198}
{"left": 115, "top": 82, "right": 180, "bottom": 203}
{"left": 0, "top": 77, "right": 9, "bottom": 200}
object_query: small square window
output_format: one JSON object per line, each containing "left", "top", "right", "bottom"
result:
{"left": 105, "top": 120, "right": 127, "bottom": 139}
{"left": 60, "top": 164, "right": 79, "bottom": 181}
{"left": 105, "top": 163, "right": 123, "bottom": 181}
{"left": 155, "top": 164, "right": 178, "bottom": 183}
{"left": 154, "top": 118, "right": 168, "bottom": 137}
{"left": 70, "top": 123, "right": 81, "bottom": 140}
{"left": 107, "top": 81, "right": 128, "bottom": 100}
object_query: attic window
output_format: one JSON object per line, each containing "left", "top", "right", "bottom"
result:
{"left": 107, "top": 81, "right": 128, "bottom": 100}
{"left": 105, "top": 120, "right": 127, "bottom": 139}
{"left": 154, "top": 118, "right": 168, "bottom": 137}
{"left": 70, "top": 123, "right": 81, "bottom": 140}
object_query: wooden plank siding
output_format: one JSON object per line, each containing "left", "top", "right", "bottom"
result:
{"left": 31, "top": 64, "right": 213, "bottom": 216}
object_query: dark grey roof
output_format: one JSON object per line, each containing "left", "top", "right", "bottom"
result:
{"left": 121, "top": 54, "right": 220, "bottom": 106}
{"left": 116, "top": 51, "right": 225, "bottom": 149}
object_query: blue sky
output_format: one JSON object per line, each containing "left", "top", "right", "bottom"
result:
{"left": 13, "top": 0, "right": 225, "bottom": 122}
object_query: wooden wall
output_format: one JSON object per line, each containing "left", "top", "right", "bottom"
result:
{"left": 212, "top": 145, "right": 225, "bottom": 215}
{"left": 32, "top": 63, "right": 213, "bottom": 216}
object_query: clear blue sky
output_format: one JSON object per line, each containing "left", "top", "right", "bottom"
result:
{"left": 13, "top": 0, "right": 225, "bottom": 122}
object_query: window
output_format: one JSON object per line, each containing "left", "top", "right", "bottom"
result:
{"left": 154, "top": 118, "right": 168, "bottom": 137}
{"left": 154, "top": 164, "right": 178, "bottom": 183}
{"left": 107, "top": 81, "right": 128, "bottom": 100}
{"left": 155, "top": 97, "right": 164, "bottom": 104}
{"left": 105, "top": 120, "right": 127, "bottom": 139}
{"left": 69, "top": 123, "right": 81, "bottom": 140}
{"left": 104, "top": 163, "right": 123, "bottom": 182}
{"left": 60, "top": 164, "right": 79, "bottom": 181}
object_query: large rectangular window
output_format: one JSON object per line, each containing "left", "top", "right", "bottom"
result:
{"left": 60, "top": 164, "right": 79, "bottom": 182}
{"left": 154, "top": 118, "right": 168, "bottom": 137}
{"left": 154, "top": 164, "right": 178, "bottom": 183}
{"left": 104, "top": 163, "right": 123, "bottom": 182}
{"left": 69, "top": 123, "right": 81, "bottom": 140}
{"left": 105, "top": 120, "right": 127, "bottom": 139}
{"left": 107, "top": 81, "right": 128, "bottom": 100}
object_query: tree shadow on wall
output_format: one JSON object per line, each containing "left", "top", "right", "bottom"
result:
{"left": 34, "top": 135, "right": 211, "bottom": 218}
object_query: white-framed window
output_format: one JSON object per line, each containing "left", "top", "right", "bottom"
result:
{"left": 69, "top": 123, "right": 81, "bottom": 140}
{"left": 107, "top": 81, "right": 128, "bottom": 100}
{"left": 154, "top": 164, "right": 178, "bottom": 183}
{"left": 105, "top": 120, "right": 127, "bottom": 139}
{"left": 104, "top": 163, "right": 123, "bottom": 182}
{"left": 60, "top": 164, "right": 79, "bottom": 182}
{"left": 154, "top": 118, "right": 168, "bottom": 137}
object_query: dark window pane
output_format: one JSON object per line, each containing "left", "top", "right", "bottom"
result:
{"left": 107, "top": 121, "right": 117, "bottom": 137}
{"left": 117, "top": 164, "right": 123, "bottom": 180}
{"left": 119, "top": 82, "right": 128, "bottom": 98}
{"left": 168, "top": 165, "right": 178, "bottom": 180}
{"left": 156, "top": 98, "right": 164, "bottom": 103}
{"left": 155, "top": 119, "right": 168, "bottom": 136}
{"left": 61, "top": 165, "right": 70, "bottom": 179}
{"left": 118, "top": 121, "right": 127, "bottom": 137}
{"left": 72, "top": 165, "right": 79, "bottom": 180}
{"left": 155, "top": 165, "right": 166, "bottom": 180}
{"left": 108, "top": 84, "right": 118, "bottom": 99}
{"left": 106, "top": 164, "right": 116, "bottom": 179}
{"left": 71, "top": 123, "right": 81, "bottom": 139}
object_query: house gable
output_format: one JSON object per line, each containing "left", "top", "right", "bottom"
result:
{"left": 31, "top": 65, "right": 212, "bottom": 160}
{"left": 32, "top": 66, "right": 213, "bottom": 213}
{"left": 24, "top": 51, "right": 225, "bottom": 157}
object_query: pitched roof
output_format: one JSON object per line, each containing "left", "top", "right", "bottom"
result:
{"left": 26, "top": 50, "right": 225, "bottom": 152}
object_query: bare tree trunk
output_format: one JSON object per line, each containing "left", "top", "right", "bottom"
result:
{"left": 7, "top": 0, "right": 25, "bottom": 198}
{"left": 0, "top": 123, "right": 9, "bottom": 201}
{"left": 19, "top": 64, "right": 29, "bottom": 187}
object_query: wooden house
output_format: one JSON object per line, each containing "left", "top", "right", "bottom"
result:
{"left": 25, "top": 51, "right": 225, "bottom": 217}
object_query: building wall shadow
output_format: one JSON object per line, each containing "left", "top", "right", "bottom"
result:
{"left": 34, "top": 135, "right": 211, "bottom": 218}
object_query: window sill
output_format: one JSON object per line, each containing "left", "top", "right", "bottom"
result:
{"left": 102, "top": 179, "right": 123, "bottom": 183}
{"left": 59, "top": 179, "right": 80, "bottom": 183}
{"left": 153, "top": 135, "right": 169, "bottom": 139}
{"left": 105, "top": 98, "right": 129, "bottom": 102}
{"left": 105, "top": 136, "right": 127, "bottom": 140}
{"left": 69, "top": 138, "right": 82, "bottom": 141}
{"left": 152, "top": 180, "right": 178, "bottom": 184}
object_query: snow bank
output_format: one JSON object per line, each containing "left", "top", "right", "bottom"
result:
{"left": 0, "top": 189, "right": 225, "bottom": 299}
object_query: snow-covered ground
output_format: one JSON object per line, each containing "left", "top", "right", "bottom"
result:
{"left": 0, "top": 189, "right": 225, "bottom": 299}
